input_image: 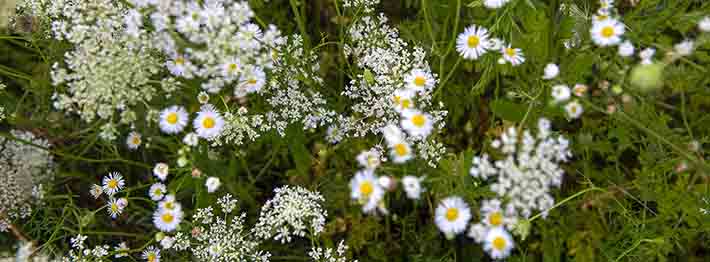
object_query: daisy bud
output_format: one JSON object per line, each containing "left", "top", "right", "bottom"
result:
{"left": 191, "top": 168, "right": 202, "bottom": 178}
{"left": 153, "top": 163, "right": 169, "bottom": 181}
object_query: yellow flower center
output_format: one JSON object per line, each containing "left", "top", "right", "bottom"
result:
{"left": 414, "top": 76, "right": 426, "bottom": 87}
{"left": 401, "top": 99, "right": 411, "bottom": 109}
{"left": 131, "top": 136, "right": 140, "bottom": 145}
{"left": 165, "top": 202, "right": 174, "bottom": 210}
{"left": 166, "top": 112, "right": 178, "bottom": 124}
{"left": 392, "top": 95, "right": 401, "bottom": 104}
{"left": 505, "top": 48, "right": 516, "bottom": 57}
{"left": 248, "top": 79, "right": 257, "bottom": 85}
{"left": 161, "top": 213, "right": 174, "bottom": 223}
{"left": 411, "top": 114, "right": 426, "bottom": 127}
{"left": 228, "top": 63, "right": 238, "bottom": 72}
{"left": 597, "top": 15, "right": 608, "bottom": 21}
{"left": 601, "top": 26, "right": 615, "bottom": 38}
{"left": 359, "top": 181, "right": 374, "bottom": 197}
{"left": 175, "top": 56, "right": 185, "bottom": 65}
{"left": 394, "top": 143, "right": 408, "bottom": 157}
{"left": 489, "top": 212, "right": 503, "bottom": 226}
{"left": 153, "top": 189, "right": 162, "bottom": 196}
{"left": 570, "top": 106, "right": 578, "bottom": 114}
{"left": 148, "top": 254, "right": 156, "bottom": 262}
{"left": 467, "top": 36, "right": 480, "bottom": 48}
{"left": 493, "top": 236, "right": 506, "bottom": 250}
{"left": 111, "top": 203, "right": 119, "bottom": 212}
{"left": 367, "top": 156, "right": 378, "bottom": 167}
{"left": 202, "top": 117, "right": 215, "bottom": 129}
{"left": 445, "top": 208, "right": 459, "bottom": 221}
{"left": 108, "top": 180, "right": 118, "bottom": 189}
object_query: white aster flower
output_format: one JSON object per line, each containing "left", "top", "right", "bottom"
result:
{"left": 153, "top": 208, "right": 183, "bottom": 232}
{"left": 389, "top": 140, "right": 413, "bottom": 163}
{"left": 483, "top": 228, "right": 514, "bottom": 259}
{"left": 392, "top": 89, "right": 416, "bottom": 113}
{"left": 435, "top": 196, "right": 472, "bottom": 239}
{"left": 193, "top": 104, "right": 225, "bottom": 139}
{"left": 401, "top": 175, "right": 424, "bottom": 200}
{"left": 107, "top": 198, "right": 124, "bottom": 219}
{"left": 149, "top": 183, "right": 167, "bottom": 201}
{"left": 501, "top": 45, "right": 525, "bottom": 66}
{"left": 542, "top": 63, "right": 559, "bottom": 79}
{"left": 158, "top": 194, "right": 181, "bottom": 212}
{"left": 142, "top": 246, "right": 160, "bottom": 262}
{"left": 205, "top": 177, "right": 221, "bottom": 193}
{"left": 102, "top": 172, "right": 125, "bottom": 196}
{"left": 401, "top": 110, "right": 434, "bottom": 138}
{"left": 573, "top": 84, "right": 588, "bottom": 97}
{"left": 153, "top": 163, "right": 169, "bottom": 181}
{"left": 350, "top": 169, "right": 385, "bottom": 214}
{"left": 565, "top": 100, "right": 584, "bottom": 119}
{"left": 197, "top": 92, "right": 210, "bottom": 104}
{"left": 221, "top": 57, "right": 242, "bottom": 79}
{"left": 590, "top": 18, "right": 625, "bottom": 47}
{"left": 90, "top": 184, "right": 103, "bottom": 199}
{"left": 480, "top": 199, "right": 516, "bottom": 229}
{"left": 618, "top": 40, "right": 635, "bottom": 57}
{"left": 115, "top": 242, "right": 129, "bottom": 258}
{"left": 239, "top": 66, "right": 266, "bottom": 94}
{"left": 159, "top": 106, "right": 189, "bottom": 134}
{"left": 699, "top": 16, "right": 710, "bottom": 32}
{"left": 551, "top": 85, "right": 571, "bottom": 103}
{"left": 456, "top": 25, "right": 491, "bottom": 60}
{"left": 404, "top": 69, "right": 435, "bottom": 92}
{"left": 356, "top": 149, "right": 381, "bottom": 170}
{"left": 166, "top": 54, "right": 195, "bottom": 78}
{"left": 126, "top": 131, "right": 142, "bottom": 150}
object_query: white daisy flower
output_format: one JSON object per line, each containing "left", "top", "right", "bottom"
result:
{"left": 435, "top": 196, "right": 472, "bottom": 239}
{"left": 239, "top": 66, "right": 266, "bottom": 93}
{"left": 402, "top": 175, "right": 425, "bottom": 200}
{"left": 551, "top": 85, "right": 571, "bottom": 103}
{"left": 205, "top": 177, "right": 221, "bottom": 193}
{"left": 102, "top": 172, "right": 125, "bottom": 196}
{"left": 483, "top": 0, "right": 510, "bottom": 9}
{"left": 183, "top": 132, "right": 199, "bottom": 146}
{"left": 480, "top": 199, "right": 516, "bottom": 229}
{"left": 456, "top": 25, "right": 491, "bottom": 60}
{"left": 699, "top": 16, "right": 710, "bottom": 32}
{"left": 590, "top": 18, "right": 625, "bottom": 47}
{"left": 356, "top": 149, "right": 381, "bottom": 170}
{"left": 618, "top": 40, "right": 635, "bottom": 57}
{"left": 142, "top": 246, "right": 161, "bottom": 262}
{"left": 193, "top": 105, "right": 225, "bottom": 139}
{"left": 350, "top": 169, "right": 385, "bottom": 214}
{"left": 153, "top": 207, "right": 183, "bottom": 232}
{"left": 90, "top": 184, "right": 103, "bottom": 199}
{"left": 197, "top": 92, "right": 210, "bottom": 104}
{"left": 392, "top": 89, "right": 416, "bottom": 113}
{"left": 153, "top": 163, "right": 169, "bottom": 181}
{"left": 639, "top": 48, "right": 656, "bottom": 65}
{"left": 542, "top": 63, "right": 559, "bottom": 79}
{"left": 483, "top": 227, "right": 514, "bottom": 259}
{"left": 126, "top": 131, "right": 142, "bottom": 150}
{"left": 565, "top": 100, "right": 584, "bottom": 119}
{"left": 382, "top": 124, "right": 406, "bottom": 146}
{"left": 158, "top": 194, "right": 181, "bottom": 212}
{"left": 107, "top": 198, "right": 125, "bottom": 219}
{"left": 404, "top": 69, "right": 435, "bottom": 92}
{"left": 159, "top": 106, "right": 189, "bottom": 134}
{"left": 166, "top": 54, "right": 195, "bottom": 78}
{"left": 378, "top": 176, "right": 395, "bottom": 191}
{"left": 401, "top": 110, "right": 434, "bottom": 138}
{"left": 501, "top": 45, "right": 525, "bottom": 66}
{"left": 674, "top": 40, "right": 694, "bottom": 57}
{"left": 221, "top": 57, "right": 242, "bottom": 79}
{"left": 149, "top": 183, "right": 167, "bottom": 201}
{"left": 389, "top": 140, "right": 413, "bottom": 164}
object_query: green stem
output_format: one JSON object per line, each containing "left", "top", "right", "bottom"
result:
{"left": 529, "top": 187, "right": 605, "bottom": 222}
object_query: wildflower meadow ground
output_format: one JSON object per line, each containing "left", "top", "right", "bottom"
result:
{"left": 0, "top": 0, "right": 709, "bottom": 261}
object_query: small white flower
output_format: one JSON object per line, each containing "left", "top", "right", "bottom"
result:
{"left": 221, "top": 57, "right": 242, "bottom": 79}
{"left": 117, "top": 197, "right": 128, "bottom": 208}
{"left": 126, "top": 131, "right": 142, "bottom": 150}
{"left": 456, "top": 25, "right": 491, "bottom": 60}
{"left": 158, "top": 194, "right": 181, "bottom": 212}
{"left": 639, "top": 48, "right": 656, "bottom": 65}
{"left": 153, "top": 208, "right": 183, "bottom": 232}
{"left": 149, "top": 183, "right": 167, "bottom": 201}
{"left": 501, "top": 45, "right": 525, "bottom": 66}
{"left": 205, "top": 177, "right": 221, "bottom": 193}
{"left": 107, "top": 198, "right": 125, "bottom": 219}
{"left": 197, "top": 92, "right": 210, "bottom": 104}
{"left": 435, "top": 196, "right": 472, "bottom": 239}
{"left": 160, "top": 236, "right": 175, "bottom": 249}
{"left": 565, "top": 100, "right": 584, "bottom": 119}
{"left": 401, "top": 110, "right": 434, "bottom": 138}
{"left": 590, "top": 18, "right": 625, "bottom": 46}
{"left": 159, "top": 106, "right": 189, "bottom": 134}
{"left": 153, "top": 163, "right": 169, "bottom": 181}
{"left": 350, "top": 169, "right": 385, "bottom": 214}
{"left": 142, "top": 246, "right": 160, "bottom": 262}
{"left": 401, "top": 176, "right": 424, "bottom": 200}
{"left": 115, "top": 242, "right": 129, "bottom": 258}
{"left": 698, "top": 16, "right": 710, "bottom": 32}
{"left": 193, "top": 104, "right": 225, "bottom": 139}
{"left": 102, "top": 172, "right": 125, "bottom": 196}
{"left": 542, "top": 63, "right": 559, "bottom": 79}
{"left": 483, "top": 228, "right": 514, "bottom": 259}
{"left": 483, "top": 0, "right": 510, "bottom": 9}
{"left": 467, "top": 223, "right": 488, "bottom": 243}
{"left": 377, "top": 176, "right": 394, "bottom": 191}
{"left": 618, "top": 40, "right": 635, "bottom": 57}
{"left": 551, "top": 85, "right": 571, "bottom": 103}
{"left": 404, "top": 69, "right": 435, "bottom": 92}
{"left": 480, "top": 199, "right": 516, "bottom": 229}
{"left": 356, "top": 149, "right": 381, "bottom": 170}
{"left": 389, "top": 140, "right": 413, "bottom": 163}
{"left": 391, "top": 89, "right": 416, "bottom": 113}
{"left": 239, "top": 66, "right": 266, "bottom": 94}
{"left": 90, "top": 184, "right": 103, "bottom": 199}
{"left": 183, "top": 132, "right": 199, "bottom": 146}
{"left": 674, "top": 40, "right": 694, "bottom": 57}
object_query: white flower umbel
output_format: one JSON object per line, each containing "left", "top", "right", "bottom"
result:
{"left": 483, "top": 227, "right": 514, "bottom": 259}
{"left": 159, "top": 106, "right": 189, "bottom": 134}
{"left": 308, "top": 240, "right": 357, "bottom": 262}
{"left": 590, "top": 18, "right": 625, "bottom": 47}
{"left": 470, "top": 118, "right": 571, "bottom": 218}
{"left": 435, "top": 196, "right": 472, "bottom": 239}
{"left": 254, "top": 186, "right": 327, "bottom": 243}
{"left": 457, "top": 25, "right": 491, "bottom": 60}
{"left": 349, "top": 169, "right": 385, "bottom": 214}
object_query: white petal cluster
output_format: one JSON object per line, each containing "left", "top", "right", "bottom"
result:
{"left": 254, "top": 186, "right": 327, "bottom": 243}
{"left": 308, "top": 240, "right": 359, "bottom": 262}
{"left": 470, "top": 118, "right": 571, "bottom": 218}
{"left": 57, "top": 235, "right": 112, "bottom": 262}
{"left": 0, "top": 130, "right": 54, "bottom": 231}
{"left": 456, "top": 25, "right": 526, "bottom": 66}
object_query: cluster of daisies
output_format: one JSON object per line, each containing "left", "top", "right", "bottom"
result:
{"left": 147, "top": 163, "right": 185, "bottom": 238}
{"left": 543, "top": 64, "right": 586, "bottom": 119}
{"left": 89, "top": 172, "right": 129, "bottom": 219}
{"left": 456, "top": 24, "right": 525, "bottom": 66}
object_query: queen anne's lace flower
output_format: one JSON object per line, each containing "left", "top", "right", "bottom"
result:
{"left": 254, "top": 186, "right": 327, "bottom": 243}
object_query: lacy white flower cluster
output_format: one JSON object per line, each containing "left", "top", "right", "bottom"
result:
{"left": 0, "top": 81, "right": 5, "bottom": 121}
{"left": 470, "top": 118, "right": 571, "bottom": 219}
{"left": 338, "top": 0, "right": 447, "bottom": 166}
{"left": 254, "top": 186, "right": 327, "bottom": 243}
{"left": 0, "top": 130, "right": 54, "bottom": 231}
{"left": 308, "top": 240, "right": 358, "bottom": 262}
{"left": 55, "top": 235, "right": 111, "bottom": 262}
{"left": 171, "top": 194, "right": 270, "bottom": 262}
